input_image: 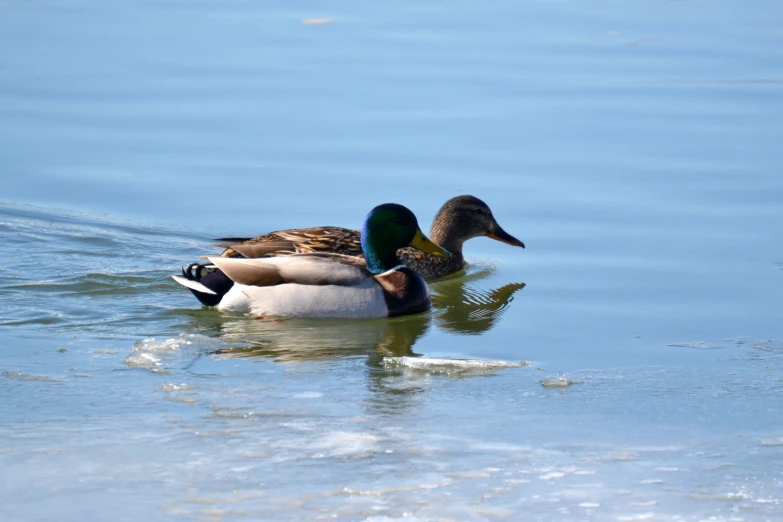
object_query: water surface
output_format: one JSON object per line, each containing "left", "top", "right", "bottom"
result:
{"left": 1, "top": 0, "right": 783, "bottom": 520}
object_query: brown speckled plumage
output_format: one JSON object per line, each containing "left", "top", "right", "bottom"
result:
{"left": 218, "top": 226, "right": 363, "bottom": 258}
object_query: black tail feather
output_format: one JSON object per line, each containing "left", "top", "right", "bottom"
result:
{"left": 181, "top": 263, "right": 234, "bottom": 307}
{"left": 214, "top": 237, "right": 252, "bottom": 243}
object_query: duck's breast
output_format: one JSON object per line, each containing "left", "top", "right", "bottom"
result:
{"left": 374, "top": 266, "right": 432, "bottom": 317}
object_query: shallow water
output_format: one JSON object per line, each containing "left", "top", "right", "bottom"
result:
{"left": 2, "top": 0, "right": 783, "bottom": 520}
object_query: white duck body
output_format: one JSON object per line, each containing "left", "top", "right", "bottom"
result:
{"left": 203, "top": 255, "right": 422, "bottom": 319}
{"left": 171, "top": 203, "right": 445, "bottom": 318}
{"left": 219, "top": 276, "right": 388, "bottom": 318}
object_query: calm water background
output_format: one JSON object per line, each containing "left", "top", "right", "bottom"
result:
{"left": 1, "top": 0, "right": 783, "bottom": 520}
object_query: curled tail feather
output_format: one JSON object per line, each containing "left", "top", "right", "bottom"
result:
{"left": 172, "top": 263, "right": 234, "bottom": 307}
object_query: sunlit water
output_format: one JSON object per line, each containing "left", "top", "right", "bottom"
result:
{"left": 2, "top": 0, "right": 783, "bottom": 520}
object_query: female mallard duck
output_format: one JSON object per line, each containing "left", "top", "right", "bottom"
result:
{"left": 187, "top": 195, "right": 523, "bottom": 282}
{"left": 172, "top": 203, "right": 450, "bottom": 318}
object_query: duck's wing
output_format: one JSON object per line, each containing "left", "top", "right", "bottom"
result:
{"left": 207, "top": 253, "right": 370, "bottom": 288}
{"left": 216, "top": 227, "right": 363, "bottom": 258}
{"left": 217, "top": 241, "right": 303, "bottom": 259}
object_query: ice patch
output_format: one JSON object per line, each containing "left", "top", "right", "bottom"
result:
{"left": 125, "top": 333, "right": 216, "bottom": 374}
{"left": 541, "top": 375, "right": 581, "bottom": 388}
{"left": 690, "top": 491, "right": 748, "bottom": 501}
{"left": 632, "top": 501, "right": 657, "bottom": 507}
{"left": 617, "top": 514, "right": 654, "bottom": 521}
{"left": 161, "top": 383, "right": 195, "bottom": 393}
{"left": 161, "top": 382, "right": 197, "bottom": 404}
{"left": 667, "top": 341, "right": 724, "bottom": 349}
{"left": 1, "top": 371, "right": 62, "bottom": 383}
{"left": 309, "top": 431, "right": 380, "bottom": 458}
{"left": 383, "top": 357, "right": 528, "bottom": 376}
{"left": 212, "top": 408, "right": 257, "bottom": 419}
{"left": 93, "top": 348, "right": 120, "bottom": 355}
{"left": 293, "top": 392, "right": 322, "bottom": 399}
{"left": 302, "top": 18, "right": 335, "bottom": 26}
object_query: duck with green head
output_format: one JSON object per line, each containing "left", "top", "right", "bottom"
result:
{"left": 182, "top": 195, "right": 524, "bottom": 287}
{"left": 172, "top": 203, "right": 449, "bottom": 318}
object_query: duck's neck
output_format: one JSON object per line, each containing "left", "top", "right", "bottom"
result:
{"left": 361, "top": 229, "right": 401, "bottom": 275}
{"left": 429, "top": 217, "right": 466, "bottom": 258}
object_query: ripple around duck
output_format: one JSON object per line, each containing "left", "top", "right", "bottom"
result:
{"left": 0, "top": 203, "right": 206, "bottom": 335}
{"left": 4, "top": 272, "right": 175, "bottom": 296}
{"left": 0, "top": 201, "right": 204, "bottom": 242}
{"left": 0, "top": 315, "right": 67, "bottom": 327}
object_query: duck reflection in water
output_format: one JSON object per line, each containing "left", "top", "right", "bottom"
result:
{"left": 201, "top": 264, "right": 525, "bottom": 364}
{"left": 207, "top": 313, "right": 431, "bottom": 364}
{"left": 183, "top": 266, "right": 524, "bottom": 415}
{"left": 429, "top": 265, "right": 525, "bottom": 335}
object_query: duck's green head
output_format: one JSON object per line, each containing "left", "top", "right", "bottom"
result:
{"left": 361, "top": 203, "right": 450, "bottom": 274}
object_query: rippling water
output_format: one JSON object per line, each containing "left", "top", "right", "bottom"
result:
{"left": 2, "top": 0, "right": 783, "bottom": 520}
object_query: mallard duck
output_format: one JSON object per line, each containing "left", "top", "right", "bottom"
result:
{"left": 400, "top": 195, "right": 524, "bottom": 278}
{"left": 189, "top": 195, "right": 523, "bottom": 281}
{"left": 172, "top": 203, "right": 450, "bottom": 318}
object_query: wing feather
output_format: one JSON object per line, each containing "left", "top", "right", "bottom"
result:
{"left": 207, "top": 254, "right": 369, "bottom": 287}
{"left": 216, "top": 227, "right": 363, "bottom": 258}
{"left": 225, "top": 241, "right": 297, "bottom": 258}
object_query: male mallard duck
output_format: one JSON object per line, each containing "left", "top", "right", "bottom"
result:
{"left": 172, "top": 203, "right": 450, "bottom": 318}
{"left": 188, "top": 195, "right": 523, "bottom": 281}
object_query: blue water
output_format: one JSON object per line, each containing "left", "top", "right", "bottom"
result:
{"left": 2, "top": 0, "right": 783, "bottom": 520}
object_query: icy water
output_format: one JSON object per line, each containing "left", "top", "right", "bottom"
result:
{"left": 2, "top": 0, "right": 783, "bottom": 520}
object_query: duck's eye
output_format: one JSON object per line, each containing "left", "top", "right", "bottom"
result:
{"left": 474, "top": 208, "right": 486, "bottom": 215}
{"left": 393, "top": 217, "right": 403, "bottom": 224}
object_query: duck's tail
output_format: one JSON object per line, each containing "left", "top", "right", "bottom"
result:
{"left": 171, "top": 263, "right": 234, "bottom": 307}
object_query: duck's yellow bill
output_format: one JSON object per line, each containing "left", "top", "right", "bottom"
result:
{"left": 409, "top": 229, "right": 450, "bottom": 258}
